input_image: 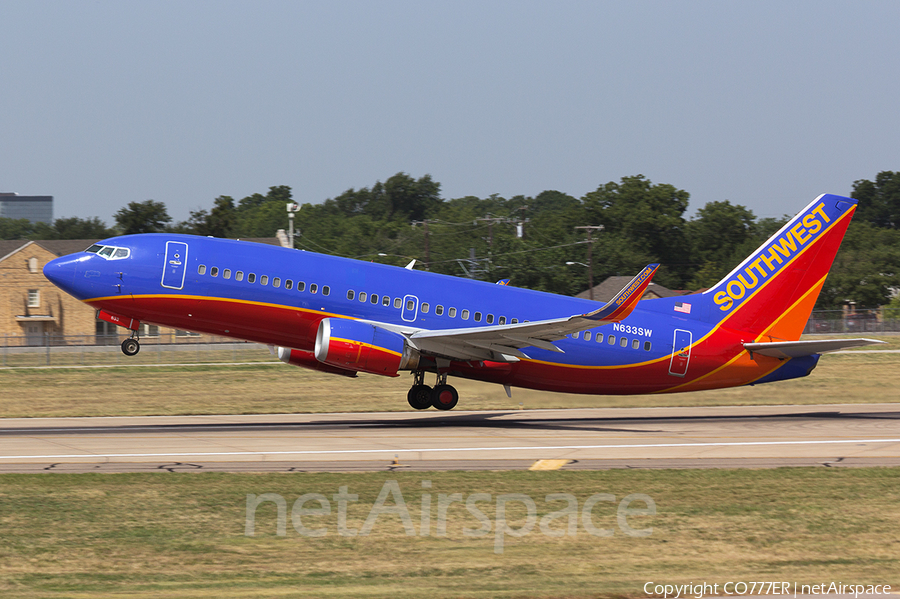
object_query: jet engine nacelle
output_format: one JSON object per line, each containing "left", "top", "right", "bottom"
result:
{"left": 314, "top": 318, "right": 420, "bottom": 377}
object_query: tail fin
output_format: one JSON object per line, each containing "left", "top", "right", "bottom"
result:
{"left": 703, "top": 194, "right": 857, "bottom": 341}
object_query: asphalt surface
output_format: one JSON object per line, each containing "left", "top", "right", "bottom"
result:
{"left": 1, "top": 404, "right": 898, "bottom": 473}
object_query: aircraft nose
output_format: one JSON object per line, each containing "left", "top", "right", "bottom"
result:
{"left": 43, "top": 254, "right": 88, "bottom": 298}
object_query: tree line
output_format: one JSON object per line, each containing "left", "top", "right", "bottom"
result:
{"left": 3, "top": 171, "right": 899, "bottom": 310}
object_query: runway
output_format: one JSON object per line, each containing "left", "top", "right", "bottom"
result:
{"left": 0, "top": 403, "right": 898, "bottom": 473}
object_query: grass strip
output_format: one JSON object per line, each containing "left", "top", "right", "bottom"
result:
{"left": 0, "top": 351, "right": 898, "bottom": 418}
{"left": 0, "top": 468, "right": 897, "bottom": 598}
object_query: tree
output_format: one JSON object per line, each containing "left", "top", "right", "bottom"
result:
{"left": 582, "top": 175, "right": 691, "bottom": 287}
{"left": 852, "top": 171, "right": 900, "bottom": 228}
{"left": 114, "top": 200, "right": 172, "bottom": 234}
{"left": 180, "top": 196, "right": 236, "bottom": 237}
{"left": 0, "top": 217, "right": 43, "bottom": 240}
{"left": 816, "top": 222, "right": 900, "bottom": 308}
{"left": 49, "top": 216, "right": 115, "bottom": 239}
{"left": 686, "top": 200, "right": 756, "bottom": 288}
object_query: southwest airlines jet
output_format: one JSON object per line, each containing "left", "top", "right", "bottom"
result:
{"left": 44, "top": 194, "right": 880, "bottom": 410}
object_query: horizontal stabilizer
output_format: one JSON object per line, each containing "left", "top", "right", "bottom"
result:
{"left": 744, "top": 338, "right": 885, "bottom": 359}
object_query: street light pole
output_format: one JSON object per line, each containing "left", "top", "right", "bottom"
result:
{"left": 286, "top": 202, "right": 300, "bottom": 248}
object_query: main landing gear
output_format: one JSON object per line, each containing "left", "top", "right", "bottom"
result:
{"left": 121, "top": 332, "right": 140, "bottom": 356}
{"left": 407, "top": 371, "right": 459, "bottom": 411}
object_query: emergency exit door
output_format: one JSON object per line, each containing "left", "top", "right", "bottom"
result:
{"left": 161, "top": 241, "right": 189, "bottom": 290}
{"left": 668, "top": 329, "right": 692, "bottom": 377}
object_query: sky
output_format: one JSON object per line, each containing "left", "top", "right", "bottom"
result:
{"left": 2, "top": 1, "right": 899, "bottom": 225}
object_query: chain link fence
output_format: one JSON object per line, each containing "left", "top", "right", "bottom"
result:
{"left": 1, "top": 333, "right": 277, "bottom": 368}
{"left": 804, "top": 307, "right": 900, "bottom": 334}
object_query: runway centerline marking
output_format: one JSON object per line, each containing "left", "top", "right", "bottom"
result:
{"left": 1, "top": 438, "right": 898, "bottom": 460}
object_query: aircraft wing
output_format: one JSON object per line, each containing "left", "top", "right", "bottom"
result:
{"left": 744, "top": 338, "right": 886, "bottom": 359}
{"left": 406, "top": 264, "right": 660, "bottom": 362}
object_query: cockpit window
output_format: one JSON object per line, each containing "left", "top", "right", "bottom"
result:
{"left": 87, "top": 245, "right": 131, "bottom": 260}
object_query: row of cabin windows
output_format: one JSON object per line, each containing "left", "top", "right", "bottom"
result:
{"left": 197, "top": 264, "right": 330, "bottom": 296}
{"left": 572, "top": 330, "right": 652, "bottom": 351}
{"left": 344, "top": 289, "right": 520, "bottom": 325}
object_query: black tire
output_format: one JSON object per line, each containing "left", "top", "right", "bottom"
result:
{"left": 431, "top": 384, "right": 459, "bottom": 411}
{"left": 121, "top": 338, "right": 140, "bottom": 356}
{"left": 407, "top": 385, "right": 433, "bottom": 410}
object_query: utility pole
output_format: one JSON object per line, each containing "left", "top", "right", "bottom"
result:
{"left": 574, "top": 225, "right": 603, "bottom": 300}
{"left": 475, "top": 215, "right": 514, "bottom": 277}
{"left": 411, "top": 219, "right": 436, "bottom": 271}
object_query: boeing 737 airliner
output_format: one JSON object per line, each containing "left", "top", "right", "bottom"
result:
{"left": 44, "top": 194, "right": 881, "bottom": 410}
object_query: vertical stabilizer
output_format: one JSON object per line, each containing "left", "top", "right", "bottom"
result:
{"left": 703, "top": 194, "right": 857, "bottom": 341}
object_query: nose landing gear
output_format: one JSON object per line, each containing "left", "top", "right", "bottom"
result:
{"left": 121, "top": 333, "right": 140, "bottom": 356}
{"left": 408, "top": 371, "right": 459, "bottom": 410}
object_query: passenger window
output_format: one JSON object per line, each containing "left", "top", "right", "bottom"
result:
{"left": 260, "top": 275, "right": 268, "bottom": 286}
{"left": 394, "top": 298, "right": 401, "bottom": 308}
{"left": 323, "top": 286, "right": 330, "bottom": 296}
{"left": 584, "top": 331, "right": 592, "bottom": 341}
{"left": 461, "top": 309, "right": 470, "bottom": 320}
{"left": 448, "top": 307, "right": 457, "bottom": 318}
{"left": 436, "top": 305, "right": 444, "bottom": 316}
{"left": 511, "top": 318, "right": 518, "bottom": 324}
{"left": 486, "top": 314, "right": 493, "bottom": 324}
{"left": 369, "top": 292, "right": 376, "bottom": 303}
{"left": 406, "top": 299, "right": 415, "bottom": 311}
{"left": 421, "top": 302, "right": 430, "bottom": 313}
{"left": 572, "top": 332, "right": 580, "bottom": 339}
{"left": 198, "top": 265, "right": 207, "bottom": 275}
{"left": 498, "top": 316, "right": 506, "bottom": 325}
{"left": 474, "top": 312, "right": 482, "bottom": 322}
{"left": 359, "top": 292, "right": 367, "bottom": 302}
{"left": 608, "top": 334, "right": 615, "bottom": 345}
{"left": 644, "top": 341, "right": 652, "bottom": 351}
{"left": 285, "top": 280, "right": 293, "bottom": 290}
{"left": 210, "top": 267, "right": 219, "bottom": 277}
{"left": 248, "top": 273, "right": 256, "bottom": 283}
{"left": 236, "top": 271, "right": 244, "bottom": 281}
{"left": 272, "top": 277, "right": 280, "bottom": 288}
{"left": 297, "top": 281, "right": 305, "bottom": 292}
{"left": 347, "top": 290, "right": 355, "bottom": 300}
{"left": 310, "top": 284, "right": 318, "bottom": 294}
{"left": 223, "top": 269, "right": 232, "bottom": 279}
{"left": 620, "top": 337, "right": 627, "bottom": 347}
{"left": 382, "top": 296, "right": 390, "bottom": 306}
{"left": 632, "top": 339, "right": 640, "bottom": 349}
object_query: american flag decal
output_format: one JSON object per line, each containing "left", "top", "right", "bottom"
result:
{"left": 674, "top": 302, "right": 692, "bottom": 314}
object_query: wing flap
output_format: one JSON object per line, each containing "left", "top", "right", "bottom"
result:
{"left": 744, "top": 338, "right": 885, "bottom": 359}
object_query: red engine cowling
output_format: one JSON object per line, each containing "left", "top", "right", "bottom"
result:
{"left": 314, "top": 318, "right": 419, "bottom": 377}
{"left": 276, "top": 347, "right": 359, "bottom": 378}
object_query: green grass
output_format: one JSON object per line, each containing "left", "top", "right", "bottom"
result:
{"left": 0, "top": 349, "right": 898, "bottom": 418}
{"left": 0, "top": 468, "right": 897, "bottom": 598}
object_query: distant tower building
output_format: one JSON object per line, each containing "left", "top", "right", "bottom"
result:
{"left": 0, "top": 193, "right": 54, "bottom": 224}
